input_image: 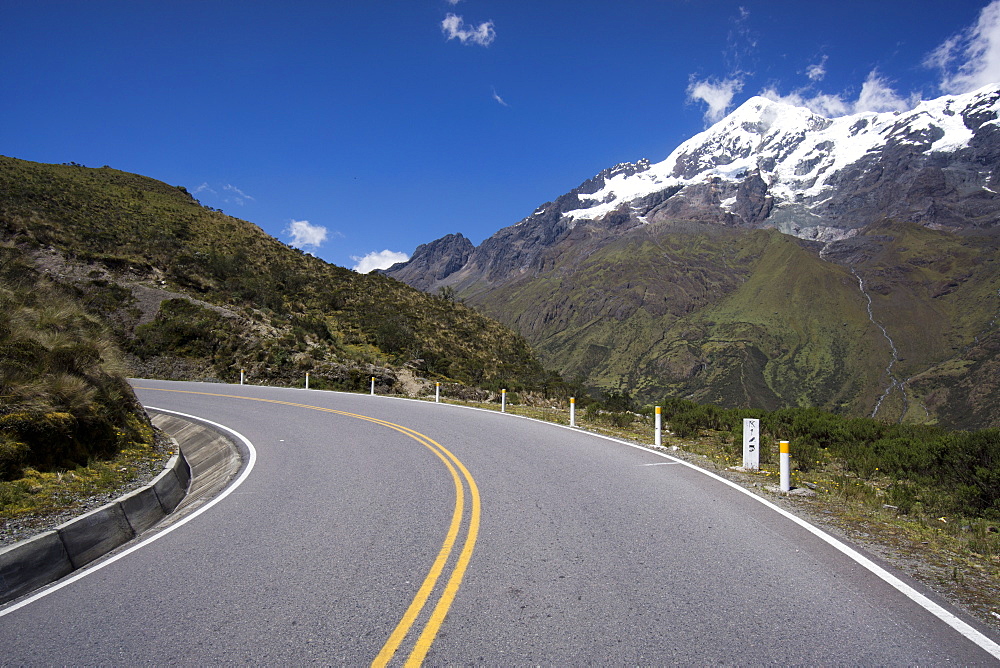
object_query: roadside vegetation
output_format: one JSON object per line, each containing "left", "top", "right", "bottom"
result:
{"left": 0, "top": 243, "right": 165, "bottom": 535}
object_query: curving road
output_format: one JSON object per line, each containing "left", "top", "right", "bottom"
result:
{"left": 1, "top": 379, "right": 998, "bottom": 665}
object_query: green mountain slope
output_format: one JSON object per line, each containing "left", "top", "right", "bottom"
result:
{"left": 836, "top": 222, "right": 1000, "bottom": 427}
{"left": 457, "top": 218, "right": 1000, "bottom": 429}
{"left": 0, "top": 156, "right": 547, "bottom": 392}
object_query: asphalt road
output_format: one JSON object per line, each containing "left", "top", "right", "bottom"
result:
{"left": 1, "top": 379, "right": 998, "bottom": 665}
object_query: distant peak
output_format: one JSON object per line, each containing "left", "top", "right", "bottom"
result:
{"left": 598, "top": 158, "right": 651, "bottom": 181}
{"left": 726, "top": 94, "right": 827, "bottom": 123}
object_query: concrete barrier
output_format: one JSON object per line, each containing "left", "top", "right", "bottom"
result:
{"left": 120, "top": 485, "right": 167, "bottom": 535}
{"left": 56, "top": 502, "right": 135, "bottom": 570}
{"left": 0, "top": 532, "right": 73, "bottom": 604}
{"left": 174, "top": 448, "right": 192, "bottom": 490}
{"left": 151, "top": 458, "right": 185, "bottom": 513}
{"left": 0, "top": 414, "right": 239, "bottom": 606}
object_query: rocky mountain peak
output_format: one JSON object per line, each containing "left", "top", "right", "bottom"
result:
{"left": 382, "top": 86, "right": 1000, "bottom": 431}
{"left": 668, "top": 96, "right": 831, "bottom": 179}
{"left": 379, "top": 232, "right": 474, "bottom": 291}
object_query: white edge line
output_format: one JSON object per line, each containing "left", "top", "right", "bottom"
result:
{"left": 0, "top": 407, "right": 257, "bottom": 618}
{"left": 574, "top": 425, "right": 1000, "bottom": 659}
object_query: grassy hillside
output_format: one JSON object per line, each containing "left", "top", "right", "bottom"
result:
{"left": 458, "top": 218, "right": 1000, "bottom": 429}
{"left": 0, "top": 156, "right": 548, "bottom": 392}
{"left": 462, "top": 222, "right": 759, "bottom": 384}
{"left": 0, "top": 243, "right": 154, "bottom": 481}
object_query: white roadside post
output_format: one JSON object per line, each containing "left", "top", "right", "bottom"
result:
{"left": 240, "top": 369, "right": 245, "bottom": 386}
{"left": 655, "top": 406, "right": 662, "bottom": 447}
{"left": 570, "top": 397, "right": 576, "bottom": 427}
{"left": 305, "top": 372, "right": 309, "bottom": 390}
{"left": 742, "top": 418, "right": 760, "bottom": 470}
{"left": 501, "top": 389, "right": 507, "bottom": 413}
{"left": 370, "top": 376, "right": 375, "bottom": 396}
{"left": 435, "top": 382, "right": 441, "bottom": 403}
{"left": 780, "top": 440, "right": 791, "bottom": 492}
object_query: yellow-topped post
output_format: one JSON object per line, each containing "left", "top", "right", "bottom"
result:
{"left": 779, "top": 440, "right": 791, "bottom": 492}
{"left": 570, "top": 397, "right": 576, "bottom": 427}
{"left": 655, "top": 406, "right": 662, "bottom": 447}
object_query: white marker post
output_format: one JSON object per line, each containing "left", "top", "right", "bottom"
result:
{"left": 370, "top": 376, "right": 375, "bottom": 396}
{"left": 305, "top": 372, "right": 309, "bottom": 390}
{"left": 742, "top": 418, "right": 760, "bottom": 470}
{"left": 570, "top": 397, "right": 576, "bottom": 427}
{"left": 780, "top": 440, "right": 791, "bottom": 492}
{"left": 501, "top": 389, "right": 507, "bottom": 413}
{"left": 435, "top": 382, "right": 441, "bottom": 403}
{"left": 655, "top": 406, "right": 662, "bottom": 447}
{"left": 240, "top": 369, "right": 245, "bottom": 386}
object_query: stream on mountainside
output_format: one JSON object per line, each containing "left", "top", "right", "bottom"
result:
{"left": 971, "top": 288, "right": 1000, "bottom": 348}
{"left": 818, "top": 241, "right": 912, "bottom": 421}
{"left": 851, "top": 267, "right": 907, "bottom": 420}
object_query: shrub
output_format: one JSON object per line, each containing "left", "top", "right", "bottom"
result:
{"left": 0, "top": 245, "right": 154, "bottom": 479}
{"left": 653, "top": 395, "right": 1000, "bottom": 518}
{"left": 0, "top": 434, "right": 29, "bottom": 480}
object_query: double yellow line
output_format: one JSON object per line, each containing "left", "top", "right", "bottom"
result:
{"left": 137, "top": 388, "right": 480, "bottom": 666}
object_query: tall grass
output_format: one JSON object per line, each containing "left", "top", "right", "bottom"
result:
{"left": 0, "top": 245, "right": 153, "bottom": 480}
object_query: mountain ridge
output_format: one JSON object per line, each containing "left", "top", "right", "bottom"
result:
{"left": 0, "top": 156, "right": 550, "bottom": 396}
{"left": 385, "top": 86, "right": 1000, "bottom": 428}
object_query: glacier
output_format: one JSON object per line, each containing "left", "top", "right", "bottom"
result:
{"left": 562, "top": 83, "right": 1000, "bottom": 234}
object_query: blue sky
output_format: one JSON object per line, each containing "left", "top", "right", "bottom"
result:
{"left": 4, "top": 1, "right": 1000, "bottom": 272}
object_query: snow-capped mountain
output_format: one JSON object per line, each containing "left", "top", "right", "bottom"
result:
{"left": 561, "top": 83, "right": 1000, "bottom": 241}
{"left": 387, "top": 84, "right": 1000, "bottom": 292}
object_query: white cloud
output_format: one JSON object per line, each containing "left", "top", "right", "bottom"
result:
{"left": 724, "top": 6, "right": 756, "bottom": 73}
{"left": 492, "top": 87, "right": 509, "bottom": 107}
{"left": 446, "top": 0, "right": 462, "bottom": 4}
{"left": 806, "top": 56, "right": 828, "bottom": 82}
{"left": 761, "top": 71, "right": 909, "bottom": 117}
{"left": 687, "top": 76, "right": 744, "bottom": 124}
{"left": 285, "top": 220, "right": 328, "bottom": 249}
{"left": 223, "top": 183, "right": 255, "bottom": 206}
{"left": 351, "top": 250, "right": 410, "bottom": 274}
{"left": 853, "top": 72, "right": 910, "bottom": 113}
{"left": 926, "top": 0, "right": 1000, "bottom": 94}
{"left": 441, "top": 13, "right": 495, "bottom": 47}
{"left": 761, "top": 87, "right": 849, "bottom": 117}
{"left": 191, "top": 182, "right": 255, "bottom": 207}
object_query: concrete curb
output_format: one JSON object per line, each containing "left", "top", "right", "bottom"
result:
{"left": 0, "top": 423, "right": 200, "bottom": 604}
{"left": 0, "top": 532, "right": 73, "bottom": 603}
{"left": 55, "top": 500, "right": 137, "bottom": 571}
